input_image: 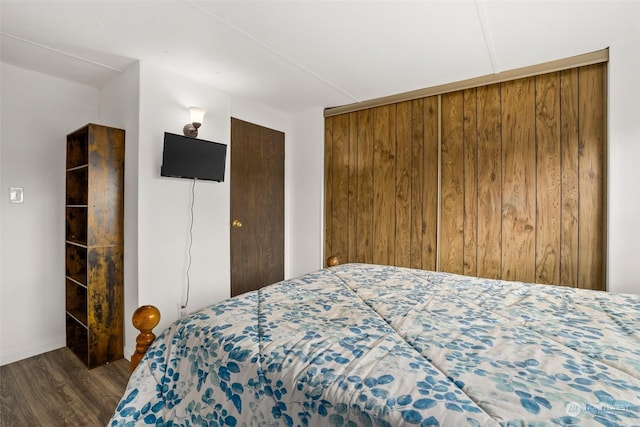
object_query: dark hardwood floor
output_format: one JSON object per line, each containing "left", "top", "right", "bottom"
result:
{"left": 0, "top": 347, "right": 130, "bottom": 426}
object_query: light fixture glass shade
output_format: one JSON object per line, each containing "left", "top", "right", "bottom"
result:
{"left": 189, "top": 107, "right": 207, "bottom": 125}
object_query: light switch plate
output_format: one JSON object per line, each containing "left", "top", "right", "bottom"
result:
{"left": 9, "top": 187, "right": 23, "bottom": 203}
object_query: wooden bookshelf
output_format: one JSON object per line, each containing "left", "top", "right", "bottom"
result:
{"left": 65, "top": 123, "right": 125, "bottom": 368}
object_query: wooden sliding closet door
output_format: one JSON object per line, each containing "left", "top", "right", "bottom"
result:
{"left": 438, "top": 64, "right": 605, "bottom": 289}
{"left": 325, "top": 62, "right": 606, "bottom": 290}
{"left": 325, "top": 98, "right": 439, "bottom": 270}
{"left": 577, "top": 65, "right": 606, "bottom": 290}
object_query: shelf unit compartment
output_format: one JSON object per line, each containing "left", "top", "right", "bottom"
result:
{"left": 66, "top": 168, "right": 88, "bottom": 205}
{"left": 65, "top": 278, "right": 87, "bottom": 325}
{"left": 66, "top": 207, "right": 88, "bottom": 245}
{"left": 65, "top": 243, "right": 87, "bottom": 285}
{"left": 67, "top": 127, "right": 89, "bottom": 169}
{"left": 66, "top": 314, "right": 89, "bottom": 366}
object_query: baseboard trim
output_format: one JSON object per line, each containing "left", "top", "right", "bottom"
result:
{"left": 123, "top": 345, "right": 133, "bottom": 363}
{"left": 0, "top": 339, "right": 66, "bottom": 366}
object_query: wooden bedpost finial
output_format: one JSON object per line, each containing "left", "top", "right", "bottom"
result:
{"left": 130, "top": 305, "right": 161, "bottom": 373}
{"left": 327, "top": 256, "right": 340, "bottom": 267}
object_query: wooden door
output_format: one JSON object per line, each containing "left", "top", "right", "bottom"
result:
{"left": 230, "top": 118, "right": 284, "bottom": 297}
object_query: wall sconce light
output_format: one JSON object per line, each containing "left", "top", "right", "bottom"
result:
{"left": 183, "top": 107, "right": 207, "bottom": 138}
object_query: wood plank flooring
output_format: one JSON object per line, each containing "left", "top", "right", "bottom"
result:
{"left": 0, "top": 347, "right": 129, "bottom": 427}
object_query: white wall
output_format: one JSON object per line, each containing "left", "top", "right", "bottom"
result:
{"left": 230, "top": 96, "right": 290, "bottom": 136}
{"left": 98, "top": 62, "right": 141, "bottom": 359}
{"left": 607, "top": 37, "right": 640, "bottom": 295}
{"left": 136, "top": 63, "right": 232, "bottom": 335}
{"left": 0, "top": 63, "right": 99, "bottom": 365}
{"left": 288, "top": 108, "right": 325, "bottom": 277}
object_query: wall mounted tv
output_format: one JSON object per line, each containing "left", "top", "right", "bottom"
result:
{"left": 161, "top": 132, "right": 227, "bottom": 182}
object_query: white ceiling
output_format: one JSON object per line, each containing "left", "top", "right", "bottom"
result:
{"left": 1, "top": 1, "right": 639, "bottom": 113}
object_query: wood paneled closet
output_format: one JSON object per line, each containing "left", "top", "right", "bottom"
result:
{"left": 325, "top": 61, "right": 606, "bottom": 290}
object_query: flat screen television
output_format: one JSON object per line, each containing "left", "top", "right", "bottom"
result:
{"left": 161, "top": 132, "right": 227, "bottom": 182}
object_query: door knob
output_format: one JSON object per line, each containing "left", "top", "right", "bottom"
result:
{"left": 232, "top": 219, "right": 243, "bottom": 228}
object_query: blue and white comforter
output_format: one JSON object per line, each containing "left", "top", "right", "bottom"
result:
{"left": 111, "top": 264, "right": 640, "bottom": 426}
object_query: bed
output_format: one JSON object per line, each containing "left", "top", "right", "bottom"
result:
{"left": 110, "top": 262, "right": 640, "bottom": 426}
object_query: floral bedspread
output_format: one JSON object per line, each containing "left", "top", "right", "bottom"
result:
{"left": 110, "top": 264, "right": 640, "bottom": 426}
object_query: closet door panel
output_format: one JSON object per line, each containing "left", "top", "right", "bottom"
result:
{"left": 578, "top": 64, "right": 605, "bottom": 290}
{"left": 440, "top": 92, "right": 465, "bottom": 274}
{"left": 330, "top": 114, "right": 350, "bottom": 263}
{"left": 463, "top": 88, "right": 478, "bottom": 276}
{"left": 476, "top": 84, "right": 502, "bottom": 280}
{"left": 501, "top": 77, "right": 536, "bottom": 283}
{"left": 560, "top": 69, "right": 580, "bottom": 287}
{"left": 422, "top": 97, "right": 440, "bottom": 271}
{"left": 535, "top": 72, "right": 562, "bottom": 285}
{"left": 356, "top": 109, "right": 375, "bottom": 264}
{"left": 347, "top": 113, "right": 358, "bottom": 262}
{"left": 373, "top": 105, "right": 397, "bottom": 265}
{"left": 410, "top": 99, "right": 425, "bottom": 269}
{"left": 395, "top": 101, "right": 413, "bottom": 267}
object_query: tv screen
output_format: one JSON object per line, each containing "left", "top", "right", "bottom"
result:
{"left": 161, "top": 132, "right": 227, "bottom": 182}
